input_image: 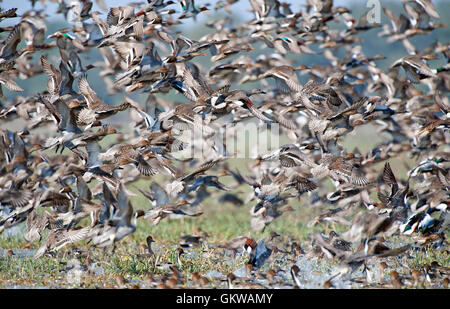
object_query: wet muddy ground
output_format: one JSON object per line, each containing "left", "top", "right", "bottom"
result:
{"left": 1, "top": 226, "right": 448, "bottom": 289}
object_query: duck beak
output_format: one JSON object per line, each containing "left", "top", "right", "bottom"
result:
{"left": 261, "top": 148, "right": 281, "bottom": 160}
{"left": 422, "top": 54, "right": 437, "bottom": 60}
{"left": 294, "top": 65, "right": 309, "bottom": 70}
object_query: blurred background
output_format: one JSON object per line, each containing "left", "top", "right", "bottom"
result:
{"left": 1, "top": 0, "right": 448, "bottom": 102}
{"left": 0, "top": 0, "right": 448, "bottom": 157}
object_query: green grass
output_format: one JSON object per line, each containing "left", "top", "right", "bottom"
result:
{"left": 0, "top": 254, "right": 68, "bottom": 287}
{"left": 0, "top": 179, "right": 326, "bottom": 288}
{"left": 406, "top": 248, "right": 450, "bottom": 271}
{"left": 1, "top": 114, "right": 447, "bottom": 289}
{"left": 1, "top": 187, "right": 448, "bottom": 288}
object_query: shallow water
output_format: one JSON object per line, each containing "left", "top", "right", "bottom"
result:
{"left": 0, "top": 248, "right": 34, "bottom": 257}
{"left": 0, "top": 230, "right": 447, "bottom": 289}
{"left": 205, "top": 269, "right": 225, "bottom": 280}
{"left": 7, "top": 285, "right": 49, "bottom": 289}
{"left": 233, "top": 267, "right": 247, "bottom": 278}
{"left": 293, "top": 255, "right": 358, "bottom": 289}
{"left": 0, "top": 224, "right": 25, "bottom": 238}
{"left": 88, "top": 262, "right": 105, "bottom": 276}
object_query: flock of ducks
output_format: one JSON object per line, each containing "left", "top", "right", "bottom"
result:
{"left": 0, "top": 0, "right": 449, "bottom": 289}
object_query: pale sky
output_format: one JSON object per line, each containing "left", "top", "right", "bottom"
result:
{"left": 0, "top": 0, "right": 388, "bottom": 25}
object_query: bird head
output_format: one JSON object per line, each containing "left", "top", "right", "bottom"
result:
{"left": 146, "top": 235, "right": 155, "bottom": 246}
{"left": 243, "top": 237, "right": 257, "bottom": 254}
{"left": 135, "top": 209, "right": 146, "bottom": 218}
